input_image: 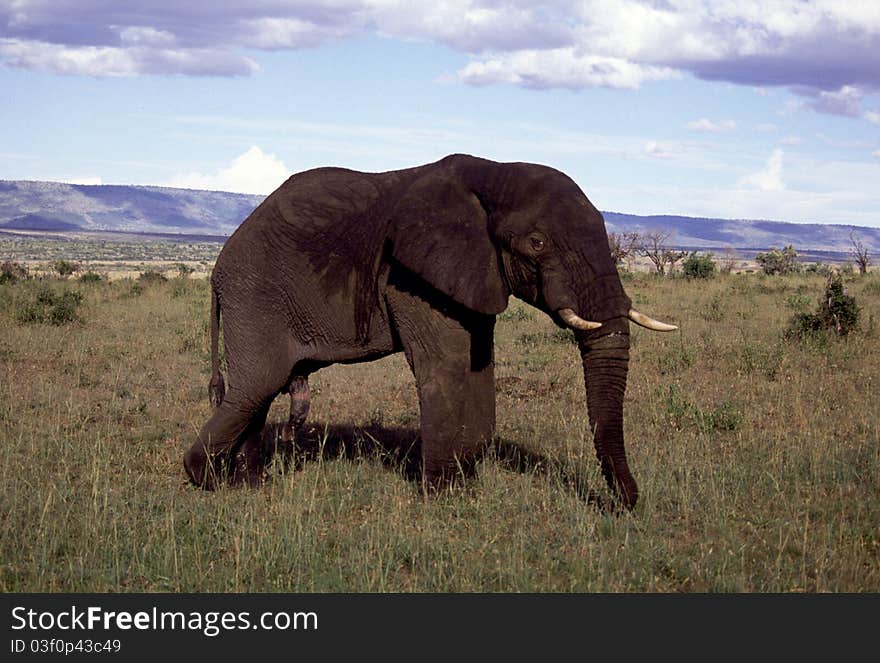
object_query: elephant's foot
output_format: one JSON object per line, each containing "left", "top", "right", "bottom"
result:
{"left": 421, "top": 452, "right": 481, "bottom": 493}
{"left": 183, "top": 446, "right": 221, "bottom": 491}
{"left": 184, "top": 445, "right": 268, "bottom": 490}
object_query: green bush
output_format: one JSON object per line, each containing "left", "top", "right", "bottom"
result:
{"left": 173, "top": 263, "right": 194, "bottom": 279}
{"left": 79, "top": 271, "right": 104, "bottom": 283}
{"left": 804, "top": 262, "right": 831, "bottom": 276}
{"left": 52, "top": 260, "right": 79, "bottom": 279}
{"left": 15, "top": 284, "right": 84, "bottom": 325}
{"left": 682, "top": 252, "right": 716, "bottom": 279}
{"left": 756, "top": 245, "right": 801, "bottom": 275}
{"left": 785, "top": 274, "right": 860, "bottom": 340}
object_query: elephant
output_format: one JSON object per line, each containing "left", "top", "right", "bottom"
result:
{"left": 183, "top": 153, "right": 676, "bottom": 509}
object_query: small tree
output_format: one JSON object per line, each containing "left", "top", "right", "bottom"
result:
{"left": 637, "top": 229, "right": 673, "bottom": 275}
{"left": 756, "top": 245, "right": 801, "bottom": 275}
{"left": 607, "top": 231, "right": 640, "bottom": 267}
{"left": 682, "top": 252, "right": 717, "bottom": 279}
{"left": 850, "top": 231, "right": 870, "bottom": 276}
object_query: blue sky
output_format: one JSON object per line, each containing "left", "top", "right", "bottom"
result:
{"left": 2, "top": 1, "right": 880, "bottom": 227}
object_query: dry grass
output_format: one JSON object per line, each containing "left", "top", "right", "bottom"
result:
{"left": 0, "top": 269, "right": 878, "bottom": 592}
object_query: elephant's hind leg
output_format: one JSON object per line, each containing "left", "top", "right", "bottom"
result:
{"left": 281, "top": 376, "right": 310, "bottom": 444}
{"left": 184, "top": 386, "right": 275, "bottom": 489}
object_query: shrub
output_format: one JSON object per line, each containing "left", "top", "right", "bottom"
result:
{"left": 785, "top": 274, "right": 860, "bottom": 340}
{"left": 15, "top": 285, "right": 84, "bottom": 325}
{"left": 804, "top": 262, "right": 831, "bottom": 276}
{"left": 682, "top": 252, "right": 716, "bottom": 279}
{"left": 52, "top": 260, "right": 79, "bottom": 279}
{"left": 756, "top": 245, "right": 801, "bottom": 275}
{"left": 173, "top": 262, "right": 195, "bottom": 279}
{"left": 1, "top": 261, "right": 29, "bottom": 284}
{"left": 79, "top": 271, "right": 104, "bottom": 283}
{"left": 138, "top": 269, "right": 168, "bottom": 284}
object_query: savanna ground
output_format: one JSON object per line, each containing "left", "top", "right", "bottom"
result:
{"left": 1, "top": 237, "right": 878, "bottom": 592}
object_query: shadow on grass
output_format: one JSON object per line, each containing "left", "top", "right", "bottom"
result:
{"left": 260, "top": 420, "right": 423, "bottom": 482}
{"left": 258, "top": 420, "right": 610, "bottom": 511}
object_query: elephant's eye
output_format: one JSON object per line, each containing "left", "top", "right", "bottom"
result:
{"left": 530, "top": 236, "right": 545, "bottom": 252}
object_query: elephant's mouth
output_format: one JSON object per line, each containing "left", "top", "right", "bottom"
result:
{"left": 556, "top": 307, "right": 678, "bottom": 332}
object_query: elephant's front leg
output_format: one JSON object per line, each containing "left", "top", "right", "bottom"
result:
{"left": 385, "top": 280, "right": 496, "bottom": 488}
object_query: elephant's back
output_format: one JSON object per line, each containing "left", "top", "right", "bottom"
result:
{"left": 209, "top": 164, "right": 405, "bottom": 344}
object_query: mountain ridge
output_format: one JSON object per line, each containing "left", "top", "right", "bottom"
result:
{"left": 1, "top": 179, "right": 878, "bottom": 252}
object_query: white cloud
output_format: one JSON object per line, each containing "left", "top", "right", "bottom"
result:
{"left": 368, "top": 0, "right": 572, "bottom": 53}
{"left": 643, "top": 141, "right": 679, "bottom": 160}
{"left": 168, "top": 146, "right": 289, "bottom": 195}
{"left": 740, "top": 149, "right": 785, "bottom": 192}
{"left": 241, "top": 17, "right": 352, "bottom": 50}
{"left": 456, "top": 48, "right": 679, "bottom": 90}
{"left": 873, "top": 150, "right": 880, "bottom": 159}
{"left": 0, "top": 38, "right": 257, "bottom": 76}
{"left": 802, "top": 85, "right": 865, "bottom": 117}
{"left": 0, "top": 0, "right": 877, "bottom": 110}
{"left": 686, "top": 118, "right": 737, "bottom": 132}
{"left": 118, "top": 27, "right": 175, "bottom": 46}
{"left": 779, "top": 136, "right": 803, "bottom": 146}
{"left": 866, "top": 110, "right": 880, "bottom": 125}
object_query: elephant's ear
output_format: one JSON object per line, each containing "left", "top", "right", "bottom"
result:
{"left": 388, "top": 174, "right": 509, "bottom": 315}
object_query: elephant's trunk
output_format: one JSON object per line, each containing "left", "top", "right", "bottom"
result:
{"left": 578, "top": 328, "right": 637, "bottom": 510}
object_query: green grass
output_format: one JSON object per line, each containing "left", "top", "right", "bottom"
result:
{"left": 1, "top": 271, "right": 878, "bottom": 592}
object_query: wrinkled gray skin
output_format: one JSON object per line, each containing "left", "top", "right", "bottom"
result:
{"left": 185, "top": 154, "right": 654, "bottom": 509}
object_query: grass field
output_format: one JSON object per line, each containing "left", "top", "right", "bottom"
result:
{"left": 1, "top": 263, "right": 878, "bottom": 591}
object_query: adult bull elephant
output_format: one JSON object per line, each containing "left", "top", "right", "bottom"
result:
{"left": 184, "top": 154, "right": 676, "bottom": 509}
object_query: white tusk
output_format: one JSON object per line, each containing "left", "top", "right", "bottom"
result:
{"left": 628, "top": 308, "right": 677, "bottom": 331}
{"left": 558, "top": 308, "right": 602, "bottom": 331}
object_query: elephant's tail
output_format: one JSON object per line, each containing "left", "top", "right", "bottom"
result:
{"left": 208, "top": 285, "right": 226, "bottom": 407}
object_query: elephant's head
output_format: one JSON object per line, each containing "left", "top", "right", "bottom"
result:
{"left": 389, "top": 154, "right": 676, "bottom": 509}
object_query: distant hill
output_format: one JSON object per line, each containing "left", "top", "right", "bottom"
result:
{"left": 0, "top": 180, "right": 263, "bottom": 236}
{"left": 603, "top": 212, "right": 880, "bottom": 253}
{"left": 1, "top": 179, "right": 878, "bottom": 253}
